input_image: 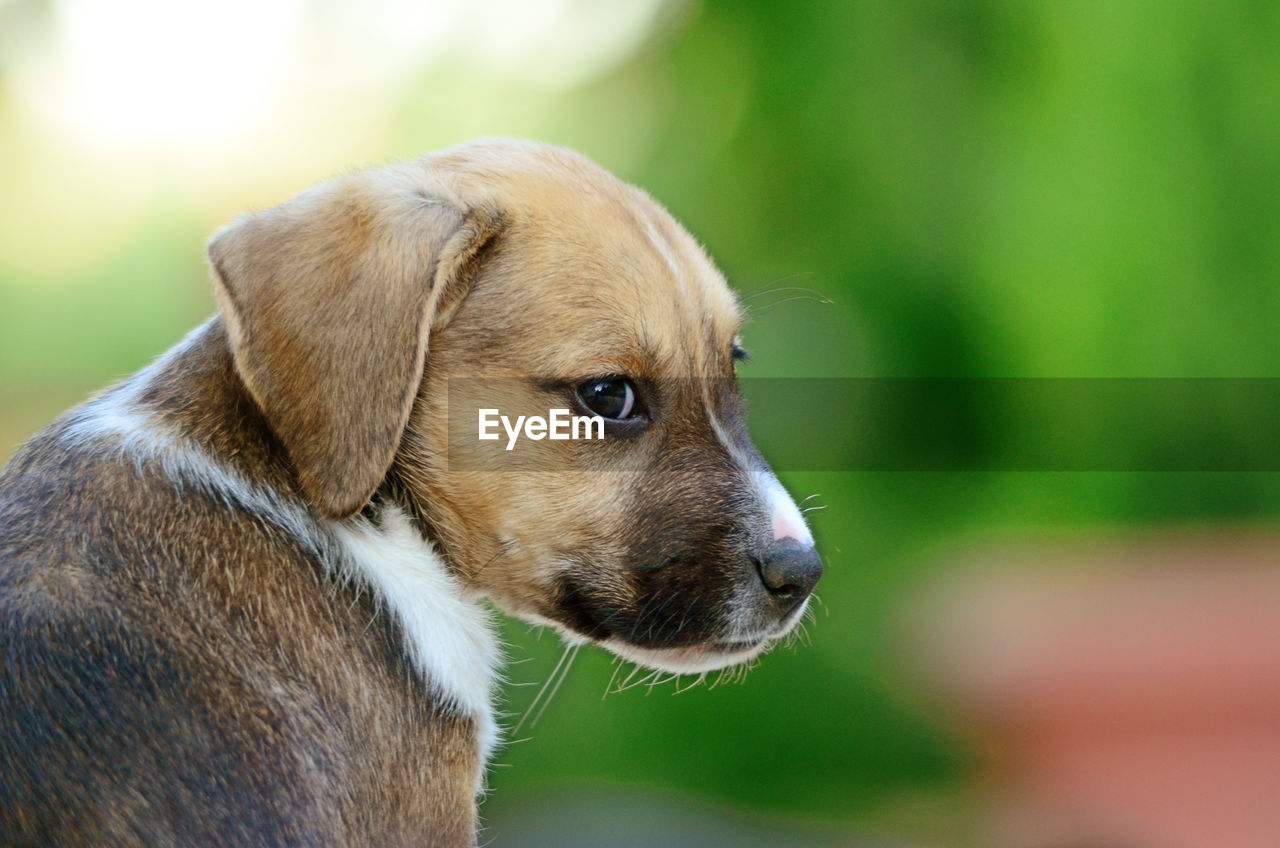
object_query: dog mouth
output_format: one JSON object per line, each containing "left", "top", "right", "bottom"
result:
{"left": 517, "top": 609, "right": 776, "bottom": 674}
{"left": 532, "top": 572, "right": 813, "bottom": 674}
{"left": 596, "top": 627, "right": 786, "bottom": 675}
{"left": 707, "top": 637, "right": 768, "bottom": 654}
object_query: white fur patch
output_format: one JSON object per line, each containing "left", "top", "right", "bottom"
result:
{"left": 752, "top": 469, "right": 814, "bottom": 546}
{"left": 59, "top": 329, "right": 502, "bottom": 786}
{"left": 332, "top": 508, "right": 500, "bottom": 770}
{"left": 60, "top": 321, "right": 206, "bottom": 448}
{"left": 704, "top": 412, "right": 813, "bottom": 547}
{"left": 61, "top": 358, "right": 323, "bottom": 559}
{"left": 706, "top": 410, "right": 814, "bottom": 545}
{"left": 601, "top": 637, "right": 768, "bottom": 676}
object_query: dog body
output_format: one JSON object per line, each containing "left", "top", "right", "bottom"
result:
{"left": 0, "top": 141, "right": 820, "bottom": 846}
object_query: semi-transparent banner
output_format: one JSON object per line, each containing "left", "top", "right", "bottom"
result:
{"left": 443, "top": 378, "right": 1280, "bottom": 471}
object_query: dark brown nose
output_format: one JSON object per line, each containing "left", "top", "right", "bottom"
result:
{"left": 757, "top": 539, "right": 823, "bottom": 613}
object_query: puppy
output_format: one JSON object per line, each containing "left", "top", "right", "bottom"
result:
{"left": 0, "top": 140, "right": 822, "bottom": 846}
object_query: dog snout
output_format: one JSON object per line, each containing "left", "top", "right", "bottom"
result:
{"left": 755, "top": 539, "right": 823, "bottom": 612}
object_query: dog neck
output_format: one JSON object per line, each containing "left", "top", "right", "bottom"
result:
{"left": 57, "top": 317, "right": 503, "bottom": 778}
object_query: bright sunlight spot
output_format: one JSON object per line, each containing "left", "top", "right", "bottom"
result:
{"left": 0, "top": 0, "right": 675, "bottom": 279}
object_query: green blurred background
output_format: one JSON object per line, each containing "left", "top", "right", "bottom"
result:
{"left": 3, "top": 1, "right": 1280, "bottom": 844}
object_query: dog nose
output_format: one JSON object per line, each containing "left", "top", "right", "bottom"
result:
{"left": 756, "top": 539, "right": 823, "bottom": 610}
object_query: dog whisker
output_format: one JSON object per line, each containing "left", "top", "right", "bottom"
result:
{"left": 619, "top": 668, "right": 650, "bottom": 692}
{"left": 783, "top": 620, "right": 812, "bottom": 650}
{"left": 673, "top": 672, "right": 708, "bottom": 695}
{"left": 617, "top": 663, "right": 647, "bottom": 692}
{"left": 639, "top": 669, "right": 665, "bottom": 692}
{"left": 631, "top": 590, "right": 671, "bottom": 640}
{"left": 745, "top": 283, "right": 829, "bottom": 301}
{"left": 671, "top": 592, "right": 707, "bottom": 640}
{"left": 603, "top": 657, "right": 625, "bottom": 700}
{"left": 744, "top": 294, "right": 834, "bottom": 317}
{"left": 644, "top": 590, "right": 701, "bottom": 645}
{"left": 645, "top": 672, "right": 678, "bottom": 693}
{"left": 621, "top": 667, "right": 663, "bottom": 693}
{"left": 470, "top": 543, "right": 514, "bottom": 582}
{"left": 512, "top": 641, "right": 578, "bottom": 735}
{"left": 741, "top": 275, "right": 820, "bottom": 300}
{"left": 527, "top": 642, "right": 579, "bottom": 729}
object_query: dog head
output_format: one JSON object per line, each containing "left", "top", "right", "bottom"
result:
{"left": 209, "top": 139, "right": 821, "bottom": 674}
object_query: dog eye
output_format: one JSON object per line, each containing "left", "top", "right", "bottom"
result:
{"left": 576, "top": 377, "right": 638, "bottom": 420}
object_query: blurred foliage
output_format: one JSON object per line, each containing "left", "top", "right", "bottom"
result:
{"left": 4, "top": 0, "right": 1280, "bottom": 844}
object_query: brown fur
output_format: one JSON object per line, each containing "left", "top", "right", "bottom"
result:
{"left": 1, "top": 325, "right": 484, "bottom": 846}
{"left": 0, "top": 140, "right": 818, "bottom": 846}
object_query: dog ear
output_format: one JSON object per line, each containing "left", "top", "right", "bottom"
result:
{"left": 208, "top": 170, "right": 501, "bottom": 520}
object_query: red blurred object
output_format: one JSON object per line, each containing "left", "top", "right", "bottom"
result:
{"left": 907, "top": 534, "right": 1280, "bottom": 848}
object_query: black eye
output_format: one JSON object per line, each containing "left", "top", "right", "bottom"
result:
{"left": 576, "top": 377, "right": 639, "bottom": 420}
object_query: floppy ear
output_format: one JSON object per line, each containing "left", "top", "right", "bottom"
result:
{"left": 208, "top": 170, "right": 501, "bottom": 520}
